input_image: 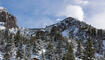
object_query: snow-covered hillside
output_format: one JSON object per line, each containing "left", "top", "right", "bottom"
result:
{"left": 0, "top": 22, "right": 5, "bottom": 30}
{"left": 0, "top": 7, "right": 105, "bottom": 60}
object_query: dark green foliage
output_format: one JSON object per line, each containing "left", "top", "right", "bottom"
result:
{"left": 30, "top": 36, "right": 37, "bottom": 55}
{"left": 3, "top": 29, "right": 13, "bottom": 60}
{"left": 14, "top": 30, "right": 24, "bottom": 59}
{"left": 25, "top": 41, "right": 31, "bottom": 60}
{"left": 63, "top": 43, "right": 75, "bottom": 60}
{"left": 0, "top": 19, "right": 104, "bottom": 60}
{"left": 97, "top": 39, "right": 103, "bottom": 54}
{"left": 30, "top": 36, "right": 36, "bottom": 45}
{"left": 50, "top": 26, "right": 60, "bottom": 36}
{"left": 83, "top": 38, "right": 95, "bottom": 60}
{"left": 16, "top": 45, "right": 24, "bottom": 60}
{"left": 14, "top": 30, "right": 22, "bottom": 47}
{"left": 56, "top": 32, "right": 63, "bottom": 60}
{"left": 45, "top": 42, "right": 53, "bottom": 59}
{"left": 46, "top": 42, "right": 52, "bottom": 50}
{"left": 3, "top": 51, "right": 10, "bottom": 60}
{"left": 32, "top": 42, "right": 37, "bottom": 55}
{"left": 76, "top": 40, "right": 83, "bottom": 59}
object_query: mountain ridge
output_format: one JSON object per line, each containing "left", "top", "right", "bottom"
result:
{"left": 29, "top": 17, "right": 105, "bottom": 40}
{"left": 0, "top": 7, "right": 105, "bottom": 60}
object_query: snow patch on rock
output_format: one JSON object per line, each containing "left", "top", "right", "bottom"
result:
{"left": 0, "top": 26, "right": 5, "bottom": 30}
{"left": 0, "top": 6, "right": 7, "bottom": 12}
{"left": 0, "top": 7, "right": 4, "bottom": 10}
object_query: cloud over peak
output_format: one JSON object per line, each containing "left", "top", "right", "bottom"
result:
{"left": 57, "top": 5, "right": 84, "bottom": 21}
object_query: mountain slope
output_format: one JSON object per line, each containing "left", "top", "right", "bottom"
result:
{"left": 28, "top": 17, "right": 105, "bottom": 60}
{"left": 0, "top": 7, "right": 105, "bottom": 60}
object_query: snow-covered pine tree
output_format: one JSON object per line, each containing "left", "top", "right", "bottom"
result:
{"left": 63, "top": 43, "right": 75, "bottom": 60}
{"left": 76, "top": 40, "right": 84, "bottom": 59}
{"left": 83, "top": 37, "right": 95, "bottom": 60}
{"left": 25, "top": 40, "right": 31, "bottom": 60}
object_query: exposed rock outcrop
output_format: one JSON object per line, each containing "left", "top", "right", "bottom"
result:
{"left": 0, "top": 7, "right": 105, "bottom": 60}
{"left": 0, "top": 7, "right": 18, "bottom": 28}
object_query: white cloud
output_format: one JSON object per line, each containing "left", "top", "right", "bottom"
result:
{"left": 84, "top": 0, "right": 105, "bottom": 29}
{"left": 0, "top": 6, "right": 4, "bottom": 10}
{"left": 57, "top": 5, "right": 84, "bottom": 21}
{"left": 88, "top": 12, "right": 105, "bottom": 29}
{"left": 56, "top": 18, "right": 62, "bottom": 22}
{"left": 17, "top": 15, "right": 54, "bottom": 28}
{"left": 74, "top": 0, "right": 88, "bottom": 5}
{"left": 37, "top": 18, "right": 54, "bottom": 28}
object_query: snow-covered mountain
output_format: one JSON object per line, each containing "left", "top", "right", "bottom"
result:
{"left": 0, "top": 7, "right": 105, "bottom": 60}
{"left": 0, "top": 6, "right": 18, "bottom": 29}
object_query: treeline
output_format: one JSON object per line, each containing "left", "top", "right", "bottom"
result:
{"left": 0, "top": 28, "right": 105, "bottom": 60}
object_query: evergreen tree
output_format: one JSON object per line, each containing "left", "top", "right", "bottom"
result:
{"left": 3, "top": 29, "right": 12, "bottom": 60}
{"left": 45, "top": 42, "right": 53, "bottom": 59}
{"left": 41, "top": 51, "right": 45, "bottom": 60}
{"left": 32, "top": 41, "right": 37, "bottom": 55}
{"left": 83, "top": 38, "right": 95, "bottom": 60}
{"left": 56, "top": 32, "right": 64, "bottom": 60}
{"left": 63, "top": 43, "right": 75, "bottom": 60}
{"left": 97, "top": 39, "right": 103, "bottom": 54}
{"left": 16, "top": 45, "right": 24, "bottom": 60}
{"left": 25, "top": 41, "right": 31, "bottom": 60}
{"left": 14, "top": 30, "right": 21, "bottom": 47}
{"left": 4, "top": 44, "right": 11, "bottom": 60}
{"left": 3, "top": 51, "right": 10, "bottom": 60}
{"left": 15, "top": 30, "right": 24, "bottom": 60}
{"left": 76, "top": 40, "right": 83, "bottom": 59}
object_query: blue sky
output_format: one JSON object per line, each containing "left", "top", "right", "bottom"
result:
{"left": 0, "top": 0, "right": 105, "bottom": 29}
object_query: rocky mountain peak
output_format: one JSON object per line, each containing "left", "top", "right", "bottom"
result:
{"left": 0, "top": 6, "right": 18, "bottom": 29}
{"left": 44, "top": 17, "right": 105, "bottom": 41}
{"left": 0, "top": 7, "right": 105, "bottom": 60}
{"left": 0, "top": 6, "right": 7, "bottom": 12}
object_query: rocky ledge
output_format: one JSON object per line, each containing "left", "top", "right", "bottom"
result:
{"left": 0, "top": 7, "right": 18, "bottom": 29}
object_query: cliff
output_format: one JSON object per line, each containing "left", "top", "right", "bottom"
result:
{"left": 0, "top": 7, "right": 18, "bottom": 28}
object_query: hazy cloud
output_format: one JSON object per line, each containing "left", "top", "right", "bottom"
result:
{"left": 85, "top": 0, "right": 105, "bottom": 29}
{"left": 0, "top": 0, "right": 105, "bottom": 29}
{"left": 89, "top": 12, "right": 105, "bottom": 29}
{"left": 74, "top": 0, "right": 88, "bottom": 5}
{"left": 57, "top": 5, "right": 84, "bottom": 21}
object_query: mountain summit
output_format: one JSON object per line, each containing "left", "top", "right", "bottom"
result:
{"left": 0, "top": 7, "right": 105, "bottom": 60}
{"left": 0, "top": 7, "right": 18, "bottom": 29}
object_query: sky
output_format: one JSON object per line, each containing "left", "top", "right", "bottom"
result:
{"left": 0, "top": 0, "right": 105, "bottom": 29}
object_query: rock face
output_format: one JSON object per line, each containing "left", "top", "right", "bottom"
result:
{"left": 0, "top": 7, "right": 18, "bottom": 28}
{"left": 44, "top": 17, "right": 105, "bottom": 39}
{"left": 27, "top": 17, "right": 105, "bottom": 60}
